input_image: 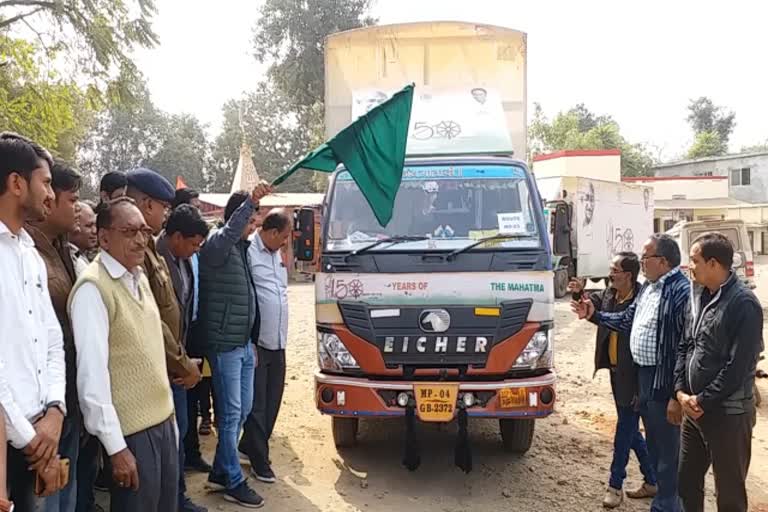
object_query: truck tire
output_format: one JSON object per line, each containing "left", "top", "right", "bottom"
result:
{"left": 554, "top": 268, "right": 568, "bottom": 299}
{"left": 332, "top": 417, "right": 359, "bottom": 447}
{"left": 499, "top": 418, "right": 535, "bottom": 453}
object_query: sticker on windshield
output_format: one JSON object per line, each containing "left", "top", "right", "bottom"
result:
{"left": 498, "top": 212, "right": 526, "bottom": 235}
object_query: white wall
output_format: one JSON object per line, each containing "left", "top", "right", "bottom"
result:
{"left": 628, "top": 178, "right": 728, "bottom": 200}
{"left": 533, "top": 152, "right": 621, "bottom": 182}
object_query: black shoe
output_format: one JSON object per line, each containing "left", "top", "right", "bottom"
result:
{"left": 185, "top": 454, "right": 213, "bottom": 473}
{"left": 223, "top": 481, "right": 265, "bottom": 508}
{"left": 251, "top": 466, "right": 276, "bottom": 484}
{"left": 205, "top": 472, "right": 227, "bottom": 492}
{"left": 180, "top": 496, "right": 208, "bottom": 512}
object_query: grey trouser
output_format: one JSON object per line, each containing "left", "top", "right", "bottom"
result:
{"left": 109, "top": 416, "right": 178, "bottom": 512}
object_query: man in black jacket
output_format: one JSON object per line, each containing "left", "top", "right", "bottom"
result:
{"left": 674, "top": 232, "right": 763, "bottom": 512}
{"left": 571, "top": 253, "right": 657, "bottom": 508}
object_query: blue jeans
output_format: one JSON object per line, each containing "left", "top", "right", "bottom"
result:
{"left": 637, "top": 366, "right": 681, "bottom": 512}
{"left": 608, "top": 373, "right": 657, "bottom": 490}
{"left": 208, "top": 343, "right": 255, "bottom": 490}
{"left": 45, "top": 413, "right": 81, "bottom": 512}
{"left": 172, "top": 383, "right": 189, "bottom": 503}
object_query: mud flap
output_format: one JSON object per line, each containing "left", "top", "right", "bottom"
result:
{"left": 454, "top": 407, "right": 472, "bottom": 473}
{"left": 402, "top": 404, "right": 421, "bottom": 471}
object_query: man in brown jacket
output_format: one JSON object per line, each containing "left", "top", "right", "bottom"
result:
{"left": 125, "top": 168, "right": 201, "bottom": 388}
{"left": 26, "top": 161, "right": 82, "bottom": 512}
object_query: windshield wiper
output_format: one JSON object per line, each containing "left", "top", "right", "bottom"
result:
{"left": 445, "top": 234, "right": 532, "bottom": 261}
{"left": 345, "top": 235, "right": 429, "bottom": 260}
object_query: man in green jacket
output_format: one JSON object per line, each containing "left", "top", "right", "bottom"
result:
{"left": 194, "top": 183, "right": 271, "bottom": 509}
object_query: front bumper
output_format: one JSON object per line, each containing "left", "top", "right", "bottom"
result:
{"left": 315, "top": 370, "right": 556, "bottom": 420}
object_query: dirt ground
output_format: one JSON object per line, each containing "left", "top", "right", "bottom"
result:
{"left": 117, "top": 262, "right": 768, "bottom": 511}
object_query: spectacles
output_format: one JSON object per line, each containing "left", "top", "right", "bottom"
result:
{"left": 109, "top": 226, "right": 154, "bottom": 240}
{"left": 640, "top": 254, "right": 662, "bottom": 262}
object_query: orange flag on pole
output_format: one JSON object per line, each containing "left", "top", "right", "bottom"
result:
{"left": 176, "top": 176, "right": 187, "bottom": 190}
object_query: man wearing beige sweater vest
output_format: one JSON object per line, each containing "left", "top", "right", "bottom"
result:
{"left": 69, "top": 198, "right": 178, "bottom": 512}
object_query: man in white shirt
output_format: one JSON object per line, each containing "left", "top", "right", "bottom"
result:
{"left": 239, "top": 209, "right": 293, "bottom": 484}
{"left": 0, "top": 132, "right": 66, "bottom": 509}
{"left": 70, "top": 198, "right": 178, "bottom": 512}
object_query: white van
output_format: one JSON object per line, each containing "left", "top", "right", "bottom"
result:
{"left": 666, "top": 219, "right": 756, "bottom": 289}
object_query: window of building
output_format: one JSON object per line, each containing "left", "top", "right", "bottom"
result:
{"left": 730, "top": 167, "right": 751, "bottom": 186}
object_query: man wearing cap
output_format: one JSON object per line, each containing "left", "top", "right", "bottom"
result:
{"left": 125, "top": 168, "right": 204, "bottom": 512}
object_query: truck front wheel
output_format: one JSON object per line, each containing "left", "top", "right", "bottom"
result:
{"left": 332, "top": 417, "right": 359, "bottom": 447}
{"left": 499, "top": 418, "right": 535, "bottom": 453}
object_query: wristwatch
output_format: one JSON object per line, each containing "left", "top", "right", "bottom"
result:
{"left": 0, "top": 497, "right": 14, "bottom": 512}
{"left": 46, "top": 401, "right": 67, "bottom": 417}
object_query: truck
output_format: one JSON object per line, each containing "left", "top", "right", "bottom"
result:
{"left": 535, "top": 175, "right": 655, "bottom": 298}
{"left": 666, "top": 218, "right": 756, "bottom": 289}
{"left": 292, "top": 22, "right": 555, "bottom": 470}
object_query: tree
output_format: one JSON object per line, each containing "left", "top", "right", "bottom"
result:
{"left": 252, "top": 0, "right": 376, "bottom": 121}
{"left": 0, "top": 35, "right": 93, "bottom": 160}
{"left": 529, "top": 103, "right": 655, "bottom": 177}
{"left": 0, "top": 0, "right": 158, "bottom": 103}
{"left": 685, "top": 97, "right": 735, "bottom": 158}
{"left": 741, "top": 140, "right": 768, "bottom": 153}
{"left": 209, "top": 81, "right": 322, "bottom": 193}
{"left": 78, "top": 79, "right": 210, "bottom": 196}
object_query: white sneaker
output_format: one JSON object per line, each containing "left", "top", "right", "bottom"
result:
{"left": 602, "top": 487, "right": 624, "bottom": 509}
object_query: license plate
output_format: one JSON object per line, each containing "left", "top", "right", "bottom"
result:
{"left": 499, "top": 387, "right": 527, "bottom": 408}
{"left": 413, "top": 383, "right": 458, "bottom": 422}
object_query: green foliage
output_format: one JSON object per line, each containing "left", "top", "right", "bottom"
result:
{"left": 209, "top": 82, "right": 322, "bottom": 194}
{"left": 687, "top": 131, "right": 727, "bottom": 159}
{"left": 529, "top": 103, "right": 655, "bottom": 177}
{"left": 685, "top": 97, "right": 735, "bottom": 157}
{"left": 741, "top": 141, "right": 768, "bottom": 153}
{"left": 252, "top": 0, "right": 376, "bottom": 113}
{"left": 0, "top": 0, "right": 158, "bottom": 104}
{"left": 0, "top": 35, "right": 93, "bottom": 160}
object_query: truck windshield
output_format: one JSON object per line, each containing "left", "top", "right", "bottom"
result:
{"left": 325, "top": 164, "right": 541, "bottom": 252}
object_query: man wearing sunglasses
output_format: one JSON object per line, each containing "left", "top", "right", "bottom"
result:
{"left": 573, "top": 234, "right": 690, "bottom": 512}
{"left": 569, "top": 252, "right": 656, "bottom": 508}
{"left": 70, "top": 198, "right": 178, "bottom": 511}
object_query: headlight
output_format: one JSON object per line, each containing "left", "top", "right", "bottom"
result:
{"left": 317, "top": 332, "right": 359, "bottom": 371}
{"left": 514, "top": 329, "right": 554, "bottom": 369}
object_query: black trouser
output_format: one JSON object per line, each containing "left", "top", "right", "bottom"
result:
{"left": 109, "top": 417, "right": 178, "bottom": 512}
{"left": 239, "top": 347, "right": 286, "bottom": 472}
{"left": 7, "top": 444, "right": 46, "bottom": 511}
{"left": 76, "top": 434, "right": 102, "bottom": 512}
{"left": 679, "top": 412, "right": 753, "bottom": 512}
{"left": 184, "top": 375, "right": 213, "bottom": 461}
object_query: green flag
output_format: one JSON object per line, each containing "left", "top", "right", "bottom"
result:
{"left": 273, "top": 84, "right": 414, "bottom": 226}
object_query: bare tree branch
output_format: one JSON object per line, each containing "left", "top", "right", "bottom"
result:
{"left": 0, "top": 6, "right": 42, "bottom": 28}
{"left": 0, "top": 0, "right": 57, "bottom": 9}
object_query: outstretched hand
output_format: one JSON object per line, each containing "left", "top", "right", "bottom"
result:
{"left": 570, "top": 297, "right": 595, "bottom": 320}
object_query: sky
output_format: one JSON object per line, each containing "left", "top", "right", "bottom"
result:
{"left": 134, "top": 0, "right": 768, "bottom": 161}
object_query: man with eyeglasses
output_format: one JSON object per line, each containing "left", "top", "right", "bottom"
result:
{"left": 569, "top": 252, "right": 656, "bottom": 509}
{"left": 70, "top": 198, "right": 178, "bottom": 511}
{"left": 573, "top": 234, "right": 690, "bottom": 512}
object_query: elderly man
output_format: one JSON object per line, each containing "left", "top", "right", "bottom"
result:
{"left": 70, "top": 198, "right": 177, "bottom": 511}
{"left": 194, "top": 185, "right": 271, "bottom": 508}
{"left": 26, "top": 162, "right": 83, "bottom": 512}
{"left": 125, "top": 168, "right": 202, "bottom": 388}
{"left": 70, "top": 201, "right": 97, "bottom": 273}
{"left": 157, "top": 204, "right": 210, "bottom": 512}
{"left": 675, "top": 233, "right": 763, "bottom": 512}
{"left": 570, "top": 253, "right": 656, "bottom": 508}
{"left": 239, "top": 209, "right": 293, "bottom": 483}
{"left": 573, "top": 234, "right": 689, "bottom": 512}
{"left": 0, "top": 132, "right": 66, "bottom": 509}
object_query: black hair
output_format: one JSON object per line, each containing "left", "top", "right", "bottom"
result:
{"left": 262, "top": 209, "right": 291, "bottom": 232}
{"left": 0, "top": 132, "right": 54, "bottom": 195}
{"left": 51, "top": 161, "right": 82, "bottom": 197}
{"left": 99, "top": 171, "right": 128, "bottom": 195}
{"left": 166, "top": 204, "right": 210, "bottom": 239}
{"left": 96, "top": 197, "right": 136, "bottom": 231}
{"left": 172, "top": 188, "right": 200, "bottom": 209}
{"left": 650, "top": 233, "right": 681, "bottom": 268}
{"left": 224, "top": 191, "right": 249, "bottom": 222}
{"left": 616, "top": 251, "right": 640, "bottom": 282}
{"left": 693, "top": 232, "right": 734, "bottom": 269}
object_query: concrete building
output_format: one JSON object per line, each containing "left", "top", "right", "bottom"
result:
{"left": 653, "top": 151, "right": 768, "bottom": 203}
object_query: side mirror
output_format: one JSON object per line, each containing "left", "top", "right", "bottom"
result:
{"left": 294, "top": 207, "right": 316, "bottom": 262}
